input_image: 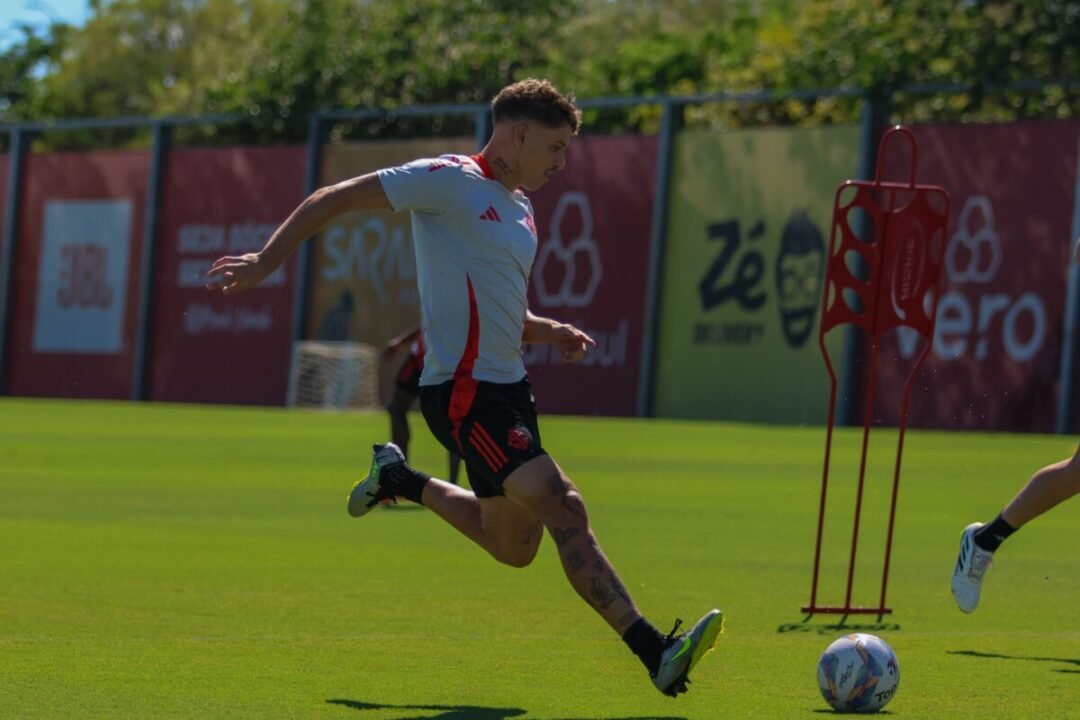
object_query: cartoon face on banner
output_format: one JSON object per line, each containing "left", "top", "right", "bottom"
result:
{"left": 656, "top": 124, "right": 860, "bottom": 423}
{"left": 692, "top": 210, "right": 826, "bottom": 350}
{"left": 775, "top": 210, "right": 826, "bottom": 349}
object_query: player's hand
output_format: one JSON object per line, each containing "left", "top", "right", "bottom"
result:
{"left": 206, "top": 253, "right": 273, "bottom": 295}
{"left": 552, "top": 323, "right": 596, "bottom": 364}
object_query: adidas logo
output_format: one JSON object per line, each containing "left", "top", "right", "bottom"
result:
{"left": 479, "top": 206, "right": 501, "bottom": 222}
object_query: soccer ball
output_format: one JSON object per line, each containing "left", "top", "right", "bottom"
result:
{"left": 816, "top": 633, "right": 900, "bottom": 713}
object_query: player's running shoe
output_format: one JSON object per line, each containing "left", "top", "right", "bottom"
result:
{"left": 347, "top": 443, "right": 407, "bottom": 517}
{"left": 951, "top": 522, "right": 993, "bottom": 613}
{"left": 651, "top": 608, "right": 724, "bottom": 697}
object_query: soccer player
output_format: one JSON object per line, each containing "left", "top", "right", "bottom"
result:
{"left": 382, "top": 324, "right": 461, "bottom": 486}
{"left": 208, "top": 78, "right": 722, "bottom": 697}
{"left": 951, "top": 235, "right": 1080, "bottom": 613}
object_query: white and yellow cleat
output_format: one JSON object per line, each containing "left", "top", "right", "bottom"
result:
{"left": 347, "top": 443, "right": 407, "bottom": 518}
{"left": 652, "top": 609, "right": 724, "bottom": 697}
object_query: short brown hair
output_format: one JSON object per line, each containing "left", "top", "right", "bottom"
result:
{"left": 491, "top": 78, "right": 581, "bottom": 134}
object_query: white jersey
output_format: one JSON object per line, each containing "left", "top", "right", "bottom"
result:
{"left": 377, "top": 154, "right": 538, "bottom": 386}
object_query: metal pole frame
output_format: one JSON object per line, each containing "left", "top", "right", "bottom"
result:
{"left": 1056, "top": 140, "right": 1080, "bottom": 434}
{"left": 130, "top": 121, "right": 172, "bottom": 400}
{"left": 0, "top": 126, "right": 32, "bottom": 396}
{"left": 636, "top": 100, "right": 683, "bottom": 418}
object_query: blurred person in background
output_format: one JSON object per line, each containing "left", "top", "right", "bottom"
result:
{"left": 381, "top": 324, "right": 461, "bottom": 487}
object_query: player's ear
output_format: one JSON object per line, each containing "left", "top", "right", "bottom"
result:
{"left": 513, "top": 122, "right": 529, "bottom": 149}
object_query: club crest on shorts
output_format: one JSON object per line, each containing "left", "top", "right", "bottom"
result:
{"left": 507, "top": 426, "right": 531, "bottom": 451}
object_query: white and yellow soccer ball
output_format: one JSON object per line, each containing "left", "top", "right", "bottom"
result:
{"left": 816, "top": 633, "right": 900, "bottom": 713}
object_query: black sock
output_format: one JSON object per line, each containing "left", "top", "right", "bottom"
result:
{"left": 622, "top": 618, "right": 666, "bottom": 675}
{"left": 393, "top": 465, "right": 431, "bottom": 505}
{"left": 973, "top": 514, "right": 1016, "bottom": 553}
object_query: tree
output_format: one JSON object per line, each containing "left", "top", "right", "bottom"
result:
{"left": 0, "top": 22, "right": 70, "bottom": 124}
{"left": 10, "top": 0, "right": 285, "bottom": 148}
{"left": 0, "top": 0, "right": 1076, "bottom": 145}
{"left": 207, "top": 0, "right": 580, "bottom": 143}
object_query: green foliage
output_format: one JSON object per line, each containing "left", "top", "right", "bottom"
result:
{"left": 0, "top": 23, "right": 69, "bottom": 120}
{"left": 205, "top": 0, "right": 578, "bottom": 143}
{"left": 0, "top": 0, "right": 1076, "bottom": 144}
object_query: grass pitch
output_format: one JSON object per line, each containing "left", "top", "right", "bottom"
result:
{"left": 1, "top": 397, "right": 1078, "bottom": 719}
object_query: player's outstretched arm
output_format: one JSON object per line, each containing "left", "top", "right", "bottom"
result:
{"left": 523, "top": 309, "right": 596, "bottom": 363}
{"left": 207, "top": 173, "right": 391, "bottom": 295}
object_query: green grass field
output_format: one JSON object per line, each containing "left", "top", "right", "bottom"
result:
{"left": 2, "top": 397, "right": 1078, "bottom": 719}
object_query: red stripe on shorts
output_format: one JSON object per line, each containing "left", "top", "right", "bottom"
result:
{"left": 448, "top": 275, "right": 480, "bottom": 449}
{"left": 469, "top": 423, "right": 508, "bottom": 472}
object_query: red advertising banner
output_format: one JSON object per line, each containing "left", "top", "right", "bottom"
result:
{"left": 5, "top": 150, "right": 149, "bottom": 399}
{"left": 149, "top": 146, "right": 305, "bottom": 405}
{"left": 872, "top": 121, "right": 1079, "bottom": 432}
{"left": 524, "top": 135, "right": 658, "bottom": 416}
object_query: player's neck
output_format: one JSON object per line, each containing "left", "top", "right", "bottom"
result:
{"left": 478, "top": 146, "right": 521, "bottom": 192}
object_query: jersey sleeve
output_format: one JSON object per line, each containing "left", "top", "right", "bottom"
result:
{"left": 376, "top": 156, "right": 466, "bottom": 215}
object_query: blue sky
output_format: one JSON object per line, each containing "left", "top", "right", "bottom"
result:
{"left": 0, "top": 0, "right": 90, "bottom": 47}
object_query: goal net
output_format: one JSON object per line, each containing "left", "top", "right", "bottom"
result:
{"left": 287, "top": 341, "right": 381, "bottom": 410}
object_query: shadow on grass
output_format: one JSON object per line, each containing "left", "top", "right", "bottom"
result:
{"left": 776, "top": 615, "right": 901, "bottom": 635}
{"left": 812, "top": 710, "right": 896, "bottom": 715}
{"left": 948, "top": 649, "right": 1080, "bottom": 674}
{"left": 327, "top": 699, "right": 687, "bottom": 720}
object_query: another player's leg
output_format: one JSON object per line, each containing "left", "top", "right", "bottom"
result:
{"left": 386, "top": 386, "right": 414, "bottom": 460}
{"left": 952, "top": 444, "right": 1080, "bottom": 613}
{"left": 502, "top": 455, "right": 723, "bottom": 697}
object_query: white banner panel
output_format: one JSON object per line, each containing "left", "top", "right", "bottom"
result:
{"left": 32, "top": 200, "right": 133, "bottom": 353}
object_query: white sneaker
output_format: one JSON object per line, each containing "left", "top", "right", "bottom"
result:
{"left": 651, "top": 609, "right": 724, "bottom": 697}
{"left": 347, "top": 443, "right": 407, "bottom": 518}
{"left": 951, "top": 522, "right": 993, "bottom": 613}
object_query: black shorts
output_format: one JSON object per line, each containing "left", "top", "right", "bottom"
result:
{"left": 395, "top": 350, "right": 424, "bottom": 396}
{"left": 419, "top": 377, "right": 546, "bottom": 498}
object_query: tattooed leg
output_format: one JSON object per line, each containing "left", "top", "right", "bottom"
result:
{"left": 509, "top": 457, "right": 643, "bottom": 634}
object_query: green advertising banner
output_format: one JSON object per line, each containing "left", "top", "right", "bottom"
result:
{"left": 655, "top": 126, "right": 860, "bottom": 423}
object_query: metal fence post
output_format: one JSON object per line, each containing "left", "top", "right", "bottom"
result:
{"left": 289, "top": 113, "right": 326, "bottom": 350}
{"left": 635, "top": 100, "right": 684, "bottom": 418}
{"left": 1055, "top": 139, "right": 1080, "bottom": 434}
{"left": 473, "top": 107, "right": 492, "bottom": 150}
{"left": 131, "top": 120, "right": 171, "bottom": 400}
{"left": 0, "top": 126, "right": 31, "bottom": 396}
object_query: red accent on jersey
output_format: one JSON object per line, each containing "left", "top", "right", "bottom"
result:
{"left": 523, "top": 214, "right": 537, "bottom": 237}
{"left": 471, "top": 154, "right": 496, "bottom": 179}
{"left": 448, "top": 276, "right": 481, "bottom": 447}
{"left": 427, "top": 156, "right": 465, "bottom": 172}
{"left": 479, "top": 206, "right": 502, "bottom": 222}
